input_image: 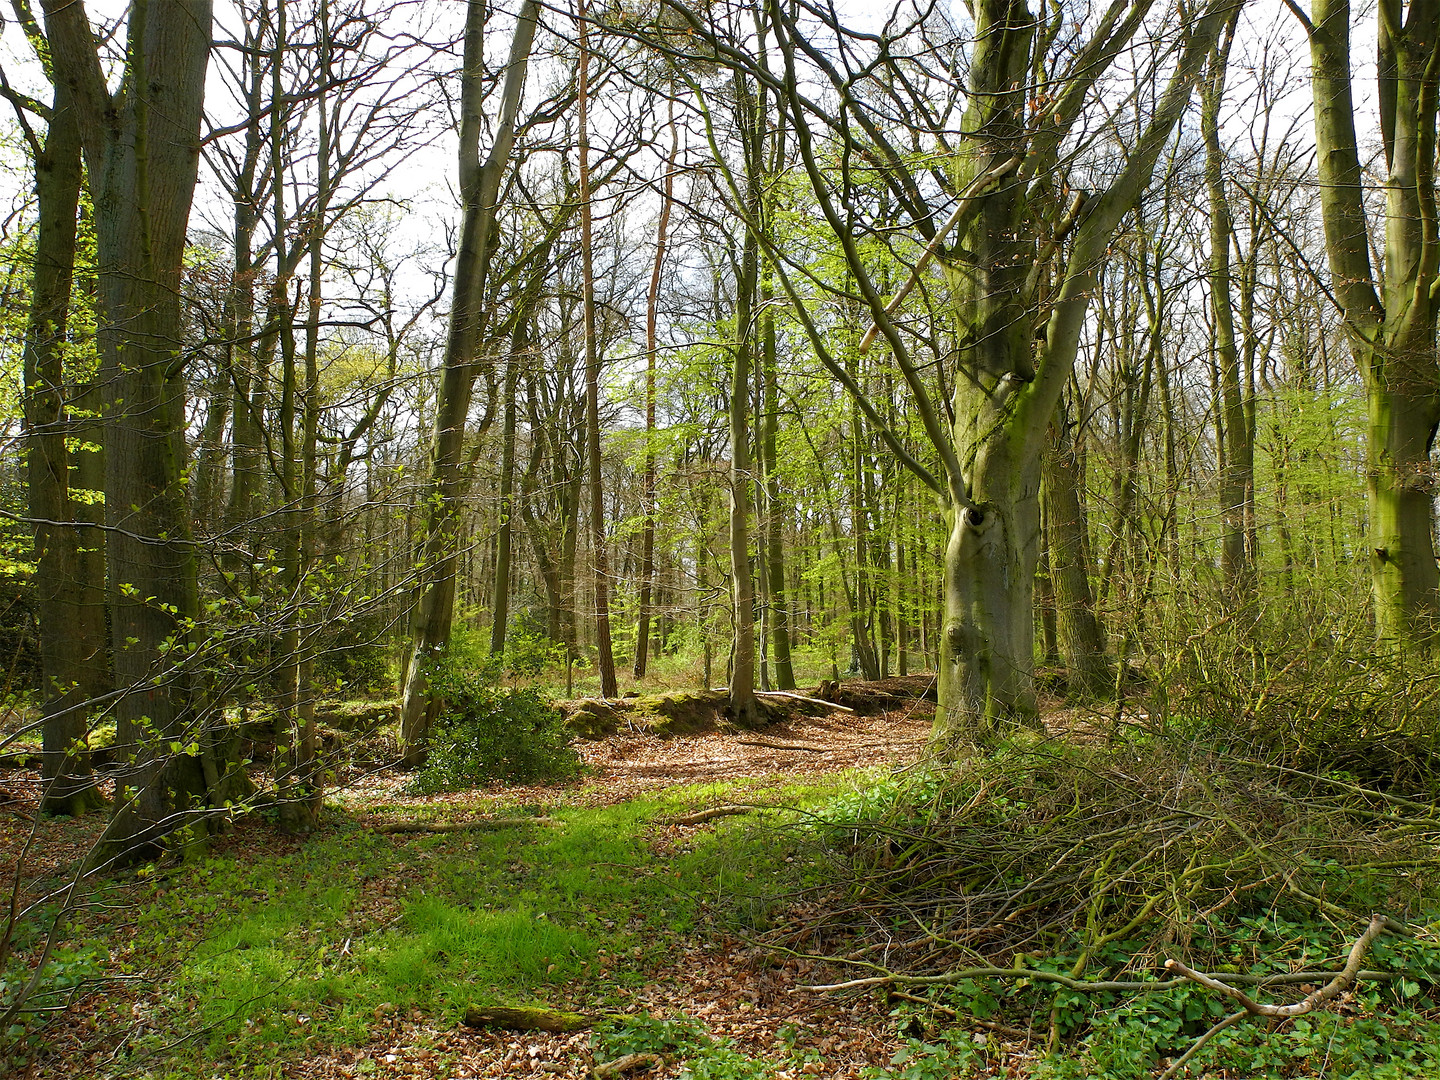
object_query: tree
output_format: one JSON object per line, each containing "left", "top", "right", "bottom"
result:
{"left": 577, "top": 0, "right": 620, "bottom": 700}
{"left": 399, "top": 0, "right": 543, "bottom": 763}
{"left": 634, "top": 103, "right": 679, "bottom": 679}
{"left": 667, "top": 0, "right": 1232, "bottom": 739}
{"left": 1303, "top": 0, "right": 1440, "bottom": 650}
{"left": 1201, "top": 11, "right": 1258, "bottom": 610}
{"left": 8, "top": 27, "right": 109, "bottom": 816}
{"left": 40, "top": 0, "right": 215, "bottom": 859}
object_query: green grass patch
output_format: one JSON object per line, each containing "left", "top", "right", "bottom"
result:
{"left": 88, "top": 777, "right": 839, "bottom": 1076}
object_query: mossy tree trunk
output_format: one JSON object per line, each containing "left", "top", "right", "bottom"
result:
{"left": 43, "top": 0, "right": 214, "bottom": 861}
{"left": 1308, "top": 0, "right": 1440, "bottom": 651}
{"left": 708, "top": 0, "right": 1233, "bottom": 743}
{"left": 20, "top": 76, "right": 108, "bottom": 817}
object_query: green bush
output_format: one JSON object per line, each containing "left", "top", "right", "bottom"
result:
{"left": 410, "top": 679, "right": 583, "bottom": 792}
{"left": 311, "top": 614, "right": 394, "bottom": 695}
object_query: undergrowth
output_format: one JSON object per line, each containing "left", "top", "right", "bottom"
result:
{"left": 788, "top": 735, "right": 1440, "bottom": 1077}
{"left": 25, "top": 778, "right": 823, "bottom": 1078}
{"left": 409, "top": 669, "right": 583, "bottom": 792}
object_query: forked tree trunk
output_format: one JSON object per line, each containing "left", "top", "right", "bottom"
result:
{"left": 932, "top": 0, "right": 1227, "bottom": 742}
{"left": 1308, "top": 0, "right": 1440, "bottom": 651}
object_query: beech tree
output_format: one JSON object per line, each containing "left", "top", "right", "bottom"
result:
{"left": 400, "top": 0, "right": 543, "bottom": 762}
{"left": 1303, "top": 0, "right": 1440, "bottom": 650}
{"left": 663, "top": 0, "right": 1234, "bottom": 738}
{"left": 40, "top": 0, "right": 216, "bottom": 859}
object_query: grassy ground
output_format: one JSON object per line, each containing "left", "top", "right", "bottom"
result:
{"left": 6, "top": 687, "right": 1440, "bottom": 1079}
{"left": 6, "top": 770, "right": 908, "bottom": 1079}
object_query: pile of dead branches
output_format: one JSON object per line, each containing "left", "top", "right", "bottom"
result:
{"left": 772, "top": 738, "right": 1440, "bottom": 987}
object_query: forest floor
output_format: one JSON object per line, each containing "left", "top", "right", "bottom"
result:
{"left": 1, "top": 675, "right": 1019, "bottom": 1080}
{"left": 6, "top": 676, "right": 1438, "bottom": 1080}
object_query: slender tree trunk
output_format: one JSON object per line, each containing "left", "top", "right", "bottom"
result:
{"left": 576, "top": 0, "right": 618, "bottom": 698}
{"left": 635, "top": 106, "right": 678, "bottom": 678}
{"left": 760, "top": 277, "right": 796, "bottom": 689}
{"left": 399, "top": 0, "right": 541, "bottom": 760}
{"left": 491, "top": 347, "right": 520, "bottom": 656}
{"left": 1044, "top": 409, "right": 1111, "bottom": 696}
{"left": 729, "top": 213, "right": 760, "bottom": 727}
{"left": 221, "top": 8, "right": 269, "bottom": 576}
{"left": 1202, "top": 20, "right": 1256, "bottom": 610}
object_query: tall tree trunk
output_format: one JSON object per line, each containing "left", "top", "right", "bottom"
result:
{"left": 577, "top": 0, "right": 619, "bottom": 698}
{"left": 1308, "top": 0, "right": 1440, "bottom": 650}
{"left": 43, "top": 0, "right": 214, "bottom": 861}
{"left": 1201, "top": 18, "right": 1256, "bottom": 610}
{"left": 760, "top": 276, "right": 795, "bottom": 689}
{"left": 1044, "top": 408, "right": 1111, "bottom": 696}
{"left": 399, "top": 0, "right": 541, "bottom": 761}
{"left": 729, "top": 212, "right": 760, "bottom": 727}
{"left": 221, "top": 6, "right": 269, "bottom": 576}
{"left": 23, "top": 80, "right": 107, "bottom": 816}
{"left": 635, "top": 106, "right": 678, "bottom": 678}
{"left": 490, "top": 346, "right": 520, "bottom": 656}
{"left": 933, "top": 0, "right": 1226, "bottom": 741}
{"left": 275, "top": 0, "right": 329, "bottom": 832}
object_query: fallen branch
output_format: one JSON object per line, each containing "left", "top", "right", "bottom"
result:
{"left": 797, "top": 964, "right": 1400, "bottom": 995}
{"left": 376, "top": 817, "right": 560, "bottom": 834}
{"left": 591, "top": 1052, "right": 663, "bottom": 1077}
{"left": 735, "top": 738, "right": 826, "bottom": 753}
{"left": 1164, "top": 913, "right": 1388, "bottom": 1018}
{"left": 755, "top": 690, "right": 855, "bottom": 713}
{"left": 1157, "top": 1009, "right": 1248, "bottom": 1080}
{"left": 665, "top": 804, "right": 766, "bottom": 826}
{"left": 1157, "top": 915, "right": 1390, "bottom": 1080}
{"left": 463, "top": 1005, "right": 595, "bottom": 1032}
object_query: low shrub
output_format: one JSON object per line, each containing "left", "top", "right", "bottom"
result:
{"left": 410, "top": 680, "right": 583, "bottom": 792}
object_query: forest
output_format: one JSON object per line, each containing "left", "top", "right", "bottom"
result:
{"left": 3, "top": 0, "right": 1440, "bottom": 1076}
